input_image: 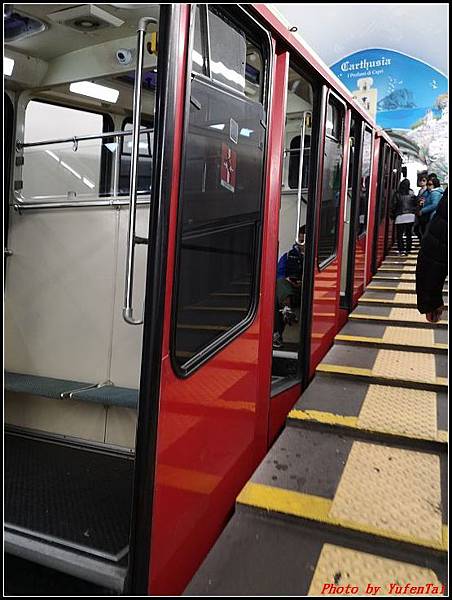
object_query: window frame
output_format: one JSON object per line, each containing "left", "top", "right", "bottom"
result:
{"left": 317, "top": 89, "right": 347, "bottom": 270}
{"left": 356, "top": 123, "right": 374, "bottom": 240}
{"left": 17, "top": 97, "right": 114, "bottom": 205}
{"left": 169, "top": 3, "right": 272, "bottom": 378}
{"left": 188, "top": 4, "right": 269, "bottom": 106}
{"left": 117, "top": 115, "right": 154, "bottom": 197}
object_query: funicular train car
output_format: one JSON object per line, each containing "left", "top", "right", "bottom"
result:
{"left": 4, "top": 3, "right": 402, "bottom": 595}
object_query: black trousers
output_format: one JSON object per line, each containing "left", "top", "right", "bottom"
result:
{"left": 396, "top": 222, "right": 413, "bottom": 254}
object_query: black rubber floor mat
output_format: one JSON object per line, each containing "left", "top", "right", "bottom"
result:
{"left": 4, "top": 434, "right": 134, "bottom": 561}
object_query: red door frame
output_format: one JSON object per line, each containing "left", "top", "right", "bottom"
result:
{"left": 309, "top": 88, "right": 350, "bottom": 376}
{"left": 365, "top": 132, "right": 381, "bottom": 283}
{"left": 146, "top": 6, "right": 286, "bottom": 595}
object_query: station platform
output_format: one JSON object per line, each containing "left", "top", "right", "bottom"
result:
{"left": 185, "top": 242, "right": 448, "bottom": 596}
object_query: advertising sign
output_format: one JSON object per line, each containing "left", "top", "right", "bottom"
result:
{"left": 331, "top": 49, "right": 448, "bottom": 180}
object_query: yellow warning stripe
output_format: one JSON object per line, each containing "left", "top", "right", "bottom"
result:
{"left": 350, "top": 313, "right": 448, "bottom": 325}
{"left": 335, "top": 334, "right": 447, "bottom": 352}
{"left": 367, "top": 286, "right": 448, "bottom": 293}
{"left": 289, "top": 408, "right": 358, "bottom": 428}
{"left": 237, "top": 482, "right": 447, "bottom": 551}
{"left": 360, "top": 298, "right": 417, "bottom": 305}
{"left": 367, "top": 286, "right": 416, "bottom": 292}
{"left": 316, "top": 364, "right": 448, "bottom": 389}
{"left": 373, "top": 276, "right": 417, "bottom": 281}
{"left": 359, "top": 298, "right": 448, "bottom": 308}
{"left": 288, "top": 408, "right": 448, "bottom": 444}
{"left": 316, "top": 364, "right": 373, "bottom": 377}
{"left": 378, "top": 271, "right": 417, "bottom": 275}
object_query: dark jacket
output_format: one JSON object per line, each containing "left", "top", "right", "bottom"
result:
{"left": 416, "top": 188, "right": 448, "bottom": 313}
{"left": 420, "top": 186, "right": 444, "bottom": 220}
{"left": 390, "top": 190, "right": 416, "bottom": 220}
{"left": 286, "top": 244, "right": 304, "bottom": 280}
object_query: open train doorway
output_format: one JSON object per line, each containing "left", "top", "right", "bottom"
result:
{"left": 4, "top": 3, "right": 166, "bottom": 594}
{"left": 271, "top": 64, "right": 316, "bottom": 393}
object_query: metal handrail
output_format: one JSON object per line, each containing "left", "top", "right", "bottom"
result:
{"left": 16, "top": 127, "right": 154, "bottom": 150}
{"left": 295, "top": 111, "right": 310, "bottom": 242}
{"left": 122, "top": 16, "right": 157, "bottom": 326}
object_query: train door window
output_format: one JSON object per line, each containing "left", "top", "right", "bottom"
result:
{"left": 357, "top": 126, "right": 373, "bottom": 236}
{"left": 5, "top": 94, "right": 14, "bottom": 245}
{"left": 272, "top": 64, "right": 315, "bottom": 388}
{"left": 378, "top": 143, "right": 391, "bottom": 224}
{"left": 118, "top": 118, "right": 154, "bottom": 195}
{"left": 172, "top": 5, "right": 269, "bottom": 372}
{"left": 21, "top": 101, "right": 110, "bottom": 203}
{"left": 340, "top": 114, "right": 359, "bottom": 305}
{"left": 317, "top": 94, "right": 345, "bottom": 267}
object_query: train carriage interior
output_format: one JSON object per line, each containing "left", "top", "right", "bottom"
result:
{"left": 4, "top": 3, "right": 161, "bottom": 590}
{"left": 271, "top": 65, "right": 314, "bottom": 390}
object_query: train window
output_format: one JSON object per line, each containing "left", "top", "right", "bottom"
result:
{"left": 317, "top": 95, "right": 345, "bottom": 267}
{"left": 377, "top": 144, "right": 391, "bottom": 224}
{"left": 325, "top": 101, "right": 342, "bottom": 140}
{"left": 173, "top": 6, "right": 269, "bottom": 372}
{"left": 357, "top": 127, "right": 373, "bottom": 236}
{"left": 21, "top": 101, "right": 110, "bottom": 203}
{"left": 118, "top": 118, "right": 154, "bottom": 195}
{"left": 191, "top": 5, "right": 265, "bottom": 102}
{"left": 288, "top": 134, "right": 311, "bottom": 190}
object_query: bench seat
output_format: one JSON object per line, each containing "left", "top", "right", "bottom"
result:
{"left": 4, "top": 372, "right": 138, "bottom": 410}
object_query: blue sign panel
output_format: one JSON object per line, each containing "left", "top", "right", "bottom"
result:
{"left": 331, "top": 48, "right": 447, "bottom": 129}
{"left": 331, "top": 49, "right": 448, "bottom": 181}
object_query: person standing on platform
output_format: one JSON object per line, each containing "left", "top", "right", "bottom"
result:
{"left": 419, "top": 176, "right": 444, "bottom": 225}
{"left": 416, "top": 187, "right": 448, "bottom": 323}
{"left": 414, "top": 173, "right": 428, "bottom": 241}
{"left": 390, "top": 178, "right": 417, "bottom": 255}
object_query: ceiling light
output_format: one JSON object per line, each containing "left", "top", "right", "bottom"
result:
{"left": 70, "top": 81, "right": 119, "bottom": 103}
{"left": 4, "top": 56, "right": 14, "bottom": 76}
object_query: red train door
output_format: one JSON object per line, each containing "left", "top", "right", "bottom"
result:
{"left": 310, "top": 89, "right": 348, "bottom": 372}
{"left": 339, "top": 110, "right": 362, "bottom": 316}
{"left": 371, "top": 139, "right": 391, "bottom": 273}
{"left": 128, "top": 5, "right": 275, "bottom": 595}
{"left": 351, "top": 123, "right": 374, "bottom": 302}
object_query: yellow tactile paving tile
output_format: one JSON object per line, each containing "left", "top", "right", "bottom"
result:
{"left": 372, "top": 349, "right": 436, "bottom": 383}
{"left": 397, "top": 282, "right": 417, "bottom": 290}
{"left": 382, "top": 326, "right": 434, "bottom": 346}
{"left": 357, "top": 385, "right": 437, "bottom": 439}
{"left": 392, "top": 293, "right": 418, "bottom": 303}
{"left": 308, "top": 544, "right": 445, "bottom": 596}
{"left": 329, "top": 442, "right": 442, "bottom": 544}
{"left": 389, "top": 307, "right": 447, "bottom": 324}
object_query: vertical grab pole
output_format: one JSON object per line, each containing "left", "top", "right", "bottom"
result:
{"left": 295, "top": 111, "right": 309, "bottom": 241}
{"left": 123, "top": 17, "right": 157, "bottom": 325}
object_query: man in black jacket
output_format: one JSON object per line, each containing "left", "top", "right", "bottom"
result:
{"left": 273, "top": 226, "right": 305, "bottom": 348}
{"left": 416, "top": 187, "right": 448, "bottom": 323}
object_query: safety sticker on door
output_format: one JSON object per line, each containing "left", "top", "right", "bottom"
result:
{"left": 220, "top": 143, "right": 237, "bottom": 193}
